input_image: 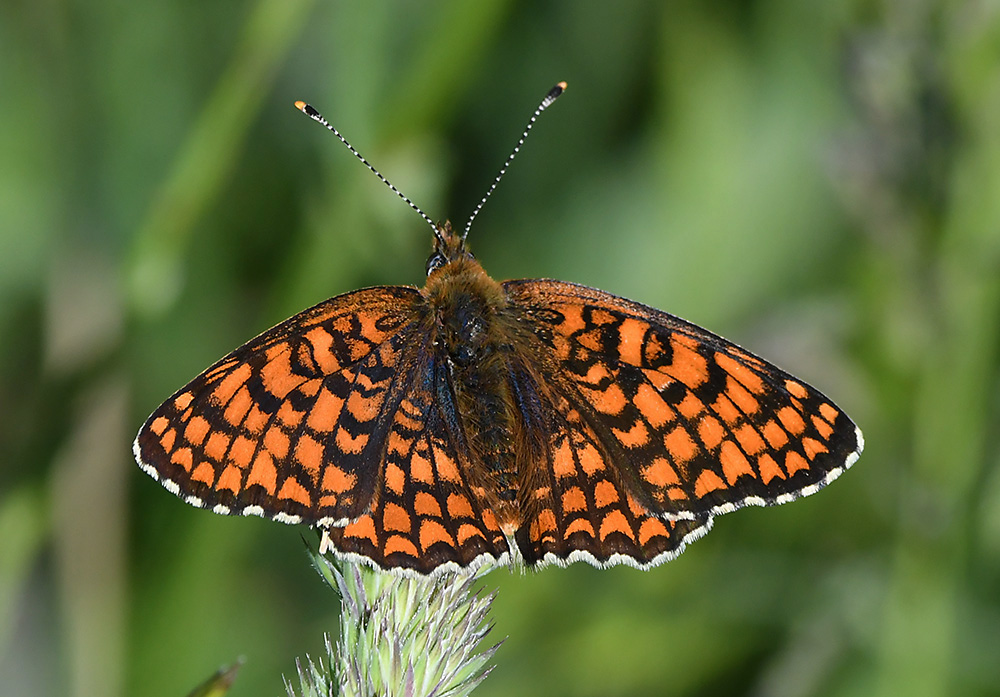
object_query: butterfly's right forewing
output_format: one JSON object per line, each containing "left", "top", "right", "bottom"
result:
{"left": 504, "top": 279, "right": 862, "bottom": 525}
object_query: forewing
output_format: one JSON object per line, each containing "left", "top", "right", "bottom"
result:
{"left": 504, "top": 279, "right": 863, "bottom": 521}
{"left": 322, "top": 351, "right": 510, "bottom": 575}
{"left": 134, "top": 286, "right": 424, "bottom": 526}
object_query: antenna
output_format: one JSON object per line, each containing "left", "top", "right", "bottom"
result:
{"left": 293, "top": 100, "right": 443, "bottom": 245}
{"left": 462, "top": 81, "right": 567, "bottom": 241}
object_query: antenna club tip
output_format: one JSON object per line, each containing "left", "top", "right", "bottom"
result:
{"left": 294, "top": 101, "right": 322, "bottom": 119}
{"left": 542, "top": 82, "right": 567, "bottom": 106}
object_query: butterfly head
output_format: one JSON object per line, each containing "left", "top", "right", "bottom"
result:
{"left": 426, "top": 221, "right": 473, "bottom": 276}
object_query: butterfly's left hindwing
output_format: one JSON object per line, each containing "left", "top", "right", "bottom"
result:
{"left": 134, "top": 286, "right": 425, "bottom": 526}
{"left": 322, "top": 349, "right": 511, "bottom": 574}
{"left": 503, "top": 279, "right": 863, "bottom": 523}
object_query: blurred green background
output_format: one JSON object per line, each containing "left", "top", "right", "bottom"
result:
{"left": 2, "top": 1, "right": 999, "bottom": 695}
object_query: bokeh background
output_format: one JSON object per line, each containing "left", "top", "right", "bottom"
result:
{"left": 2, "top": 1, "right": 999, "bottom": 696}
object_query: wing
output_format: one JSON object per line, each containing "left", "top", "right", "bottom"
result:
{"left": 504, "top": 279, "right": 863, "bottom": 525}
{"left": 507, "top": 355, "right": 713, "bottom": 568}
{"left": 134, "top": 286, "right": 427, "bottom": 526}
{"left": 321, "top": 348, "right": 510, "bottom": 575}
{"left": 135, "top": 284, "right": 511, "bottom": 573}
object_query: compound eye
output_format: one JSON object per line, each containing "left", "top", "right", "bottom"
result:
{"left": 425, "top": 252, "right": 446, "bottom": 276}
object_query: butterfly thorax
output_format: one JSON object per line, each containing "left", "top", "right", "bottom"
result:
{"left": 422, "top": 234, "right": 524, "bottom": 515}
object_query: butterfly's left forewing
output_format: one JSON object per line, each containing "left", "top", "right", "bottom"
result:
{"left": 504, "top": 279, "right": 863, "bottom": 524}
{"left": 135, "top": 286, "right": 425, "bottom": 526}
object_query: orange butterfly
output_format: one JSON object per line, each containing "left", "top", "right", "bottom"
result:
{"left": 135, "top": 83, "right": 862, "bottom": 575}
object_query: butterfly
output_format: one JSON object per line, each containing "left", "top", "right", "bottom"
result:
{"left": 134, "top": 82, "right": 863, "bottom": 576}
